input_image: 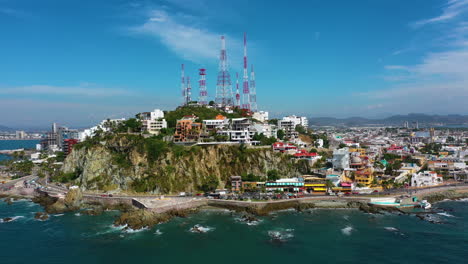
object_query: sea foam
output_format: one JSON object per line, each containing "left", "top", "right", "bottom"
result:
{"left": 341, "top": 226, "right": 353, "bottom": 236}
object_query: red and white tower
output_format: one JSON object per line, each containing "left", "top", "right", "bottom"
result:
{"left": 198, "top": 68, "right": 208, "bottom": 105}
{"left": 235, "top": 72, "right": 241, "bottom": 107}
{"left": 242, "top": 32, "right": 250, "bottom": 110}
{"left": 186, "top": 76, "right": 192, "bottom": 104}
{"left": 181, "top": 64, "right": 186, "bottom": 105}
{"left": 250, "top": 64, "right": 257, "bottom": 112}
{"left": 215, "top": 36, "right": 233, "bottom": 107}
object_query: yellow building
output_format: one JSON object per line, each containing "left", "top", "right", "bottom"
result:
{"left": 354, "top": 168, "right": 374, "bottom": 186}
{"left": 303, "top": 176, "right": 327, "bottom": 193}
{"left": 349, "top": 148, "right": 366, "bottom": 155}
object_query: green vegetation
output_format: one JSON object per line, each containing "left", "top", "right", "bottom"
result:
{"left": 51, "top": 169, "right": 81, "bottom": 183}
{"left": 311, "top": 133, "right": 329, "bottom": 148}
{"left": 252, "top": 133, "right": 277, "bottom": 145}
{"left": 116, "top": 118, "right": 142, "bottom": 133}
{"left": 383, "top": 153, "right": 401, "bottom": 161}
{"left": 10, "top": 160, "right": 34, "bottom": 178}
{"left": 267, "top": 170, "right": 280, "bottom": 181}
{"left": 55, "top": 151, "right": 66, "bottom": 162}
{"left": 295, "top": 125, "right": 307, "bottom": 134}
{"left": 277, "top": 129, "right": 285, "bottom": 140}
{"left": 338, "top": 143, "right": 347, "bottom": 149}
{"left": 241, "top": 173, "right": 263, "bottom": 182}
{"left": 198, "top": 174, "right": 219, "bottom": 192}
{"left": 420, "top": 143, "right": 442, "bottom": 155}
{"left": 384, "top": 160, "right": 403, "bottom": 176}
{"left": 268, "top": 118, "right": 279, "bottom": 125}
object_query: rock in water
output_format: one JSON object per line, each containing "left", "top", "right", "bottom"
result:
{"left": 64, "top": 187, "right": 83, "bottom": 209}
{"left": 5, "top": 197, "right": 13, "bottom": 205}
{"left": 114, "top": 209, "right": 171, "bottom": 230}
{"left": 34, "top": 212, "right": 49, "bottom": 221}
{"left": 2, "top": 217, "right": 13, "bottom": 222}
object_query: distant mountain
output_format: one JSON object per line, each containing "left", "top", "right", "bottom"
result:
{"left": 309, "top": 114, "right": 468, "bottom": 127}
{"left": 0, "top": 125, "right": 14, "bottom": 132}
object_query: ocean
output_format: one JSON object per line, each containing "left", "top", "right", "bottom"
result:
{"left": 0, "top": 140, "right": 40, "bottom": 161}
{"left": 1, "top": 199, "right": 467, "bottom": 264}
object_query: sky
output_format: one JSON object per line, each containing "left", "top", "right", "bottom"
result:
{"left": 1, "top": 0, "right": 468, "bottom": 129}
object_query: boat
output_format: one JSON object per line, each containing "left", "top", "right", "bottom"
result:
{"left": 420, "top": 200, "right": 431, "bottom": 210}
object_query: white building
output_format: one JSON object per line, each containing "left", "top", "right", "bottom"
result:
{"left": 145, "top": 120, "right": 168, "bottom": 134}
{"left": 411, "top": 171, "right": 443, "bottom": 187}
{"left": 140, "top": 109, "right": 167, "bottom": 135}
{"left": 79, "top": 118, "right": 126, "bottom": 141}
{"left": 282, "top": 115, "right": 308, "bottom": 128}
{"left": 332, "top": 148, "right": 350, "bottom": 170}
{"left": 252, "top": 111, "right": 269, "bottom": 123}
{"left": 217, "top": 130, "right": 252, "bottom": 143}
{"left": 203, "top": 117, "right": 229, "bottom": 131}
{"left": 277, "top": 119, "right": 299, "bottom": 140}
{"left": 251, "top": 123, "right": 277, "bottom": 138}
{"left": 315, "top": 138, "right": 324, "bottom": 148}
{"left": 15, "top": 131, "right": 26, "bottom": 139}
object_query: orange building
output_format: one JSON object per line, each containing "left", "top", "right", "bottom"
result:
{"left": 174, "top": 118, "right": 201, "bottom": 142}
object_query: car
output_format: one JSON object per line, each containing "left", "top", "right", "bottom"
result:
{"left": 352, "top": 192, "right": 359, "bottom": 195}
{"left": 344, "top": 192, "right": 351, "bottom": 196}
{"left": 373, "top": 190, "right": 379, "bottom": 193}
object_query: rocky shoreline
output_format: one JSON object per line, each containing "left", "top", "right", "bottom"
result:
{"left": 2, "top": 187, "right": 468, "bottom": 231}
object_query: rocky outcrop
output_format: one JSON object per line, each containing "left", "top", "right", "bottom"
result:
{"left": 421, "top": 190, "right": 468, "bottom": 203}
{"left": 32, "top": 188, "right": 83, "bottom": 214}
{"left": 34, "top": 212, "right": 49, "bottom": 221}
{"left": 114, "top": 208, "right": 197, "bottom": 230}
{"left": 63, "top": 136, "right": 311, "bottom": 194}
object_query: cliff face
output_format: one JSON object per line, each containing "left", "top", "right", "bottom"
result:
{"left": 62, "top": 136, "right": 311, "bottom": 194}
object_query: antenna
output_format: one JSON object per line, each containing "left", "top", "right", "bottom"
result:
{"left": 215, "top": 36, "right": 233, "bottom": 107}
{"left": 242, "top": 32, "right": 250, "bottom": 110}
{"left": 250, "top": 64, "right": 257, "bottom": 112}
{"left": 198, "top": 69, "right": 208, "bottom": 105}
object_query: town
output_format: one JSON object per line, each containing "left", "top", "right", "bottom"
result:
{"left": 1, "top": 34, "right": 468, "bottom": 203}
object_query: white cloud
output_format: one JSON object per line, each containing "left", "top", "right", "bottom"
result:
{"left": 412, "top": 0, "right": 468, "bottom": 27}
{"left": 0, "top": 84, "right": 135, "bottom": 97}
{"left": 128, "top": 8, "right": 241, "bottom": 64}
{"left": 370, "top": 4, "right": 468, "bottom": 115}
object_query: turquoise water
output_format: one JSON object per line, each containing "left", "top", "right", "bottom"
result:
{"left": 0, "top": 140, "right": 40, "bottom": 161}
{"left": 1, "top": 199, "right": 467, "bottom": 264}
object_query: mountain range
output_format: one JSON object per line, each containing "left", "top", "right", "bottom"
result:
{"left": 308, "top": 114, "right": 468, "bottom": 127}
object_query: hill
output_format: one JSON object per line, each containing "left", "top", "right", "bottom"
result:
{"left": 308, "top": 114, "right": 468, "bottom": 127}
{"left": 0, "top": 125, "right": 13, "bottom": 132}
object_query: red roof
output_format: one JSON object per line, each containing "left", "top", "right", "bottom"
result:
{"left": 294, "top": 152, "right": 317, "bottom": 157}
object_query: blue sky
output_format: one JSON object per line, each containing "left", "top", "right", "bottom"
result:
{"left": 1, "top": 0, "right": 468, "bottom": 128}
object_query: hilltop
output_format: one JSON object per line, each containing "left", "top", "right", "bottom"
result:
{"left": 60, "top": 133, "right": 310, "bottom": 194}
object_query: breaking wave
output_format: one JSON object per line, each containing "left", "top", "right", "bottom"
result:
{"left": 341, "top": 226, "right": 353, "bottom": 236}
{"left": 0, "top": 216, "right": 25, "bottom": 223}
{"left": 189, "top": 224, "right": 214, "bottom": 233}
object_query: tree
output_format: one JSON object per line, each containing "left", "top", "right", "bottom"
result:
{"left": 267, "top": 170, "right": 280, "bottom": 181}
{"left": 209, "top": 100, "right": 215, "bottom": 106}
{"left": 295, "top": 125, "right": 307, "bottom": 135}
{"left": 325, "top": 180, "right": 334, "bottom": 191}
{"left": 199, "top": 175, "right": 219, "bottom": 193}
{"left": 338, "top": 143, "right": 347, "bottom": 149}
{"left": 268, "top": 118, "right": 279, "bottom": 125}
{"left": 55, "top": 151, "right": 66, "bottom": 162}
{"left": 241, "top": 173, "right": 262, "bottom": 182}
{"left": 277, "top": 129, "right": 285, "bottom": 140}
